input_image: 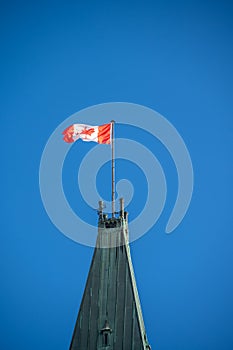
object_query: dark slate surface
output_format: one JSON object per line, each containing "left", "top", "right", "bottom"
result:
{"left": 69, "top": 216, "right": 151, "bottom": 350}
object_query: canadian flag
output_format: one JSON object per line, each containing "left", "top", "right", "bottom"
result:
{"left": 62, "top": 123, "right": 111, "bottom": 144}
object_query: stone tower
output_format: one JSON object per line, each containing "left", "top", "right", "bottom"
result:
{"left": 69, "top": 199, "right": 151, "bottom": 349}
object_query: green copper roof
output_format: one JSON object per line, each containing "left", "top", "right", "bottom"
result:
{"left": 69, "top": 210, "right": 151, "bottom": 350}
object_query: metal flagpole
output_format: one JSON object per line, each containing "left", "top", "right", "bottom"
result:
{"left": 111, "top": 120, "right": 115, "bottom": 218}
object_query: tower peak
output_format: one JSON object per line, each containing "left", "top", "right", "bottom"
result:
{"left": 69, "top": 199, "right": 151, "bottom": 349}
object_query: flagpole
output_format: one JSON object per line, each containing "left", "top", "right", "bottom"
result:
{"left": 111, "top": 120, "right": 115, "bottom": 218}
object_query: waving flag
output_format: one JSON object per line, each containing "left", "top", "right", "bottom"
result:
{"left": 62, "top": 123, "right": 111, "bottom": 144}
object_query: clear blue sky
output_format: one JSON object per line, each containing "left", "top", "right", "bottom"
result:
{"left": 1, "top": 1, "right": 233, "bottom": 349}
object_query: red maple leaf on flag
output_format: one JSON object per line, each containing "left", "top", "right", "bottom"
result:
{"left": 80, "top": 128, "right": 95, "bottom": 136}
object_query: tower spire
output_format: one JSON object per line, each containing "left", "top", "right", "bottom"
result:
{"left": 69, "top": 199, "right": 151, "bottom": 349}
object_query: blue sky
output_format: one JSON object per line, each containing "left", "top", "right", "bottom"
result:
{"left": 1, "top": 0, "right": 233, "bottom": 349}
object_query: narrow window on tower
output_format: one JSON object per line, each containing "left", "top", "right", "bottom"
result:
{"left": 103, "top": 331, "right": 109, "bottom": 346}
{"left": 100, "top": 320, "right": 112, "bottom": 347}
